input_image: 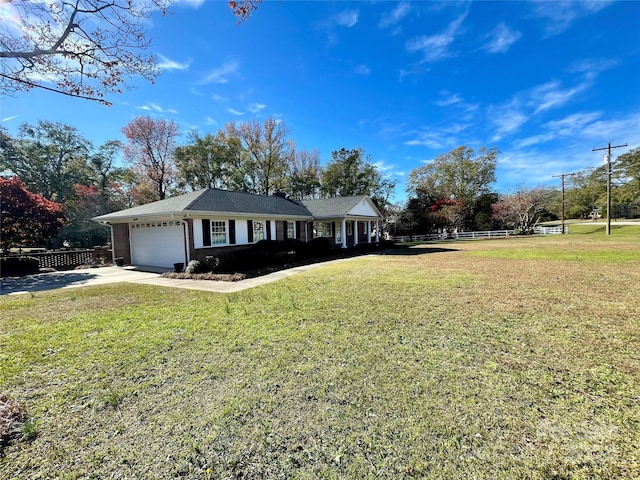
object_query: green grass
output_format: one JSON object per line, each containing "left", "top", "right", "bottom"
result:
{"left": 1, "top": 230, "right": 639, "bottom": 479}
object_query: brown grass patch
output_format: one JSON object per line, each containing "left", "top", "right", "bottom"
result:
{"left": 0, "top": 395, "right": 27, "bottom": 449}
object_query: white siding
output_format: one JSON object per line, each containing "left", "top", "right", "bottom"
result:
{"left": 347, "top": 198, "right": 380, "bottom": 217}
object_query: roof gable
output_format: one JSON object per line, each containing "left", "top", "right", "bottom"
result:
{"left": 301, "top": 196, "right": 382, "bottom": 219}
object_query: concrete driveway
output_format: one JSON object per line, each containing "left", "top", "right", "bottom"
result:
{"left": 0, "top": 260, "right": 353, "bottom": 296}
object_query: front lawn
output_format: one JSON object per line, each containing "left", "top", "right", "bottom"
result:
{"left": 1, "top": 230, "right": 638, "bottom": 479}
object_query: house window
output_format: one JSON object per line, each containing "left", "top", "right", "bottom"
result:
{"left": 253, "top": 220, "right": 266, "bottom": 242}
{"left": 347, "top": 222, "right": 353, "bottom": 236}
{"left": 286, "top": 221, "right": 295, "bottom": 239}
{"left": 314, "top": 221, "right": 332, "bottom": 238}
{"left": 211, "top": 221, "right": 227, "bottom": 245}
{"left": 335, "top": 223, "right": 342, "bottom": 243}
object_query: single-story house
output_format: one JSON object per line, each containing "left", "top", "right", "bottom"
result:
{"left": 93, "top": 188, "right": 383, "bottom": 269}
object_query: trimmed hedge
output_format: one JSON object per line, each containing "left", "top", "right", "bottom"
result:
{"left": 1, "top": 256, "right": 40, "bottom": 277}
{"left": 185, "top": 260, "right": 210, "bottom": 274}
{"left": 205, "top": 238, "right": 332, "bottom": 274}
{"left": 203, "top": 238, "right": 395, "bottom": 275}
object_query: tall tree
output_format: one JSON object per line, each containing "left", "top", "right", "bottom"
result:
{"left": 286, "top": 148, "right": 322, "bottom": 200}
{"left": 174, "top": 131, "right": 248, "bottom": 191}
{"left": 121, "top": 116, "right": 179, "bottom": 201}
{"left": 0, "top": 176, "right": 66, "bottom": 251}
{"left": 59, "top": 184, "right": 112, "bottom": 247}
{"left": 225, "top": 117, "right": 294, "bottom": 196}
{"left": 0, "top": 127, "right": 21, "bottom": 172}
{"left": 407, "top": 145, "right": 498, "bottom": 229}
{"left": 321, "top": 148, "right": 382, "bottom": 197}
{"left": 9, "top": 121, "right": 92, "bottom": 202}
{"left": 566, "top": 169, "right": 605, "bottom": 219}
{"left": 613, "top": 147, "right": 640, "bottom": 217}
{"left": 89, "top": 140, "right": 123, "bottom": 193}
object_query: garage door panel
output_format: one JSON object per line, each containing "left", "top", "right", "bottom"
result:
{"left": 130, "top": 222, "right": 184, "bottom": 268}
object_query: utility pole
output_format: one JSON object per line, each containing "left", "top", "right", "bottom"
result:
{"left": 592, "top": 142, "right": 628, "bottom": 235}
{"left": 551, "top": 173, "right": 568, "bottom": 234}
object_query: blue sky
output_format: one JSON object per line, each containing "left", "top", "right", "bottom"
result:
{"left": 1, "top": 0, "right": 639, "bottom": 202}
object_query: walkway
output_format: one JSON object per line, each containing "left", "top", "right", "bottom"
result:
{"left": 0, "top": 259, "right": 355, "bottom": 296}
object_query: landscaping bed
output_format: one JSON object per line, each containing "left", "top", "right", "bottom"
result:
{"left": 162, "top": 239, "right": 395, "bottom": 281}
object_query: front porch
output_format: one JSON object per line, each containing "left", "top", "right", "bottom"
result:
{"left": 311, "top": 218, "right": 381, "bottom": 248}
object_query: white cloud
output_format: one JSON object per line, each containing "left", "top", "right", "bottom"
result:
{"left": 513, "top": 133, "right": 556, "bottom": 148}
{"left": 544, "top": 111, "right": 603, "bottom": 136}
{"left": 190, "top": 88, "right": 204, "bottom": 96}
{"left": 530, "top": 80, "right": 586, "bottom": 113}
{"left": 497, "top": 149, "right": 573, "bottom": 188}
{"left": 156, "top": 54, "right": 191, "bottom": 71}
{"left": 580, "top": 112, "right": 640, "bottom": 143}
{"left": 489, "top": 105, "right": 529, "bottom": 141}
{"left": 174, "top": 0, "right": 206, "bottom": 7}
{"left": 406, "top": 13, "right": 466, "bottom": 63}
{"left": 488, "top": 75, "right": 594, "bottom": 140}
{"left": 482, "top": 23, "right": 521, "bottom": 54}
{"left": 135, "top": 103, "right": 178, "bottom": 114}
{"left": 200, "top": 61, "right": 239, "bottom": 84}
{"left": 435, "top": 91, "right": 463, "bottom": 107}
{"left": 227, "top": 108, "right": 244, "bottom": 116}
{"left": 531, "top": 0, "right": 614, "bottom": 36}
{"left": 514, "top": 110, "right": 600, "bottom": 147}
{"left": 403, "top": 132, "right": 449, "bottom": 150}
{"left": 354, "top": 64, "right": 371, "bottom": 77}
{"left": 334, "top": 9, "right": 359, "bottom": 28}
{"left": 211, "top": 93, "right": 229, "bottom": 103}
{"left": 2, "top": 115, "right": 18, "bottom": 122}
{"left": 247, "top": 103, "right": 267, "bottom": 114}
{"left": 379, "top": 2, "right": 411, "bottom": 29}
{"left": 567, "top": 58, "right": 619, "bottom": 79}
{"left": 204, "top": 117, "right": 217, "bottom": 126}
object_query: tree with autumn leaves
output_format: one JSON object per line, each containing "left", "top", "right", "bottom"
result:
{"left": 406, "top": 146, "right": 499, "bottom": 232}
{"left": 0, "top": 177, "right": 66, "bottom": 252}
{"left": 121, "top": 116, "right": 180, "bottom": 201}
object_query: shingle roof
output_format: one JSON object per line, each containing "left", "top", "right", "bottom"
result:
{"left": 93, "top": 189, "right": 206, "bottom": 220}
{"left": 93, "top": 189, "right": 381, "bottom": 223}
{"left": 301, "top": 196, "right": 380, "bottom": 218}
{"left": 93, "top": 189, "right": 312, "bottom": 221}
{"left": 187, "top": 189, "right": 311, "bottom": 216}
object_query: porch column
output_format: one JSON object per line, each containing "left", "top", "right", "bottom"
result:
{"left": 375, "top": 221, "right": 380, "bottom": 242}
{"left": 341, "top": 219, "right": 347, "bottom": 248}
{"left": 367, "top": 221, "right": 372, "bottom": 243}
{"left": 354, "top": 220, "right": 359, "bottom": 246}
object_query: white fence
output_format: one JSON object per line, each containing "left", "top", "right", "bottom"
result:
{"left": 533, "top": 226, "right": 564, "bottom": 235}
{"left": 392, "top": 226, "right": 563, "bottom": 243}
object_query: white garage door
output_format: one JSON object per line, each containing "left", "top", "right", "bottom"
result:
{"left": 130, "top": 221, "right": 185, "bottom": 269}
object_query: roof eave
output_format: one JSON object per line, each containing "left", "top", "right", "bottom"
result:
{"left": 186, "top": 210, "right": 313, "bottom": 220}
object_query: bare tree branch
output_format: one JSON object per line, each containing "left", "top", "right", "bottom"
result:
{"left": 0, "top": 0, "right": 261, "bottom": 104}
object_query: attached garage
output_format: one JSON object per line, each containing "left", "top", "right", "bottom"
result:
{"left": 129, "top": 220, "right": 187, "bottom": 269}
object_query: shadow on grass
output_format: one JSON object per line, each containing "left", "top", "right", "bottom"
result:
{"left": 0, "top": 271, "right": 99, "bottom": 296}
{"left": 378, "top": 246, "right": 461, "bottom": 256}
{"left": 237, "top": 245, "right": 460, "bottom": 277}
